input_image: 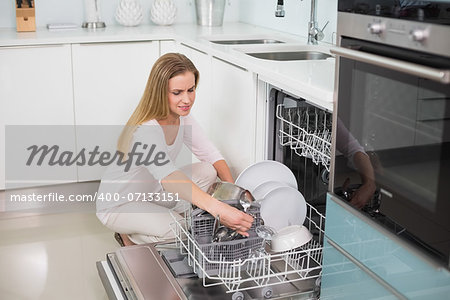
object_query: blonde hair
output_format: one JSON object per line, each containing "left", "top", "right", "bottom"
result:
{"left": 117, "top": 53, "right": 199, "bottom": 155}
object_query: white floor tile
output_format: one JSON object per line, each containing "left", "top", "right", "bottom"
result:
{"left": 0, "top": 212, "right": 118, "bottom": 300}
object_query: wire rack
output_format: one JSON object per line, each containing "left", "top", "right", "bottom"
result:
{"left": 170, "top": 202, "right": 325, "bottom": 296}
{"left": 276, "top": 103, "right": 332, "bottom": 171}
{"left": 190, "top": 201, "right": 262, "bottom": 241}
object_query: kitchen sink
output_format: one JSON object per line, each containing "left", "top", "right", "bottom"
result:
{"left": 210, "top": 39, "right": 285, "bottom": 45}
{"left": 246, "top": 51, "right": 332, "bottom": 61}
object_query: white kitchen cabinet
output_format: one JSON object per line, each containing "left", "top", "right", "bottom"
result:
{"left": 159, "top": 40, "right": 178, "bottom": 56}
{"left": 255, "top": 80, "right": 269, "bottom": 162}
{"left": 178, "top": 43, "right": 212, "bottom": 137}
{"left": 210, "top": 57, "right": 257, "bottom": 178}
{"left": 72, "top": 41, "right": 159, "bottom": 125}
{"left": 71, "top": 41, "right": 159, "bottom": 181}
{"left": 0, "top": 44, "right": 77, "bottom": 190}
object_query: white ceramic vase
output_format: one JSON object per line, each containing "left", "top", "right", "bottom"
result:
{"left": 150, "top": 0, "right": 177, "bottom": 26}
{"left": 115, "top": 0, "right": 144, "bottom": 27}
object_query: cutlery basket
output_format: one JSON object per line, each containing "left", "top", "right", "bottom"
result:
{"left": 187, "top": 200, "right": 264, "bottom": 277}
{"left": 193, "top": 234, "right": 264, "bottom": 278}
{"left": 190, "top": 199, "right": 262, "bottom": 240}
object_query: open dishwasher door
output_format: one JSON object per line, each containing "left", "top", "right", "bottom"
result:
{"left": 97, "top": 243, "right": 188, "bottom": 300}
{"left": 97, "top": 242, "right": 321, "bottom": 300}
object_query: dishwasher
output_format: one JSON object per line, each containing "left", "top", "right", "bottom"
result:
{"left": 266, "top": 86, "right": 331, "bottom": 212}
{"left": 96, "top": 85, "right": 331, "bottom": 300}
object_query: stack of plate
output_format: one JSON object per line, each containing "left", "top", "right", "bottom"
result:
{"left": 236, "top": 160, "right": 307, "bottom": 232}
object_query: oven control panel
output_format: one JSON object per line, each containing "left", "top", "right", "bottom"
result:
{"left": 368, "top": 20, "right": 429, "bottom": 45}
{"left": 338, "top": 12, "right": 449, "bottom": 58}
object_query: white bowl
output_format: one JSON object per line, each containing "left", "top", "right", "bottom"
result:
{"left": 252, "top": 180, "right": 289, "bottom": 201}
{"left": 271, "top": 225, "right": 313, "bottom": 252}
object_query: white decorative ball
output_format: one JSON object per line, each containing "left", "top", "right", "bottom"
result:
{"left": 150, "top": 0, "right": 177, "bottom": 26}
{"left": 115, "top": 0, "right": 144, "bottom": 27}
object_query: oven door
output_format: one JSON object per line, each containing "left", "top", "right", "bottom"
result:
{"left": 331, "top": 37, "right": 450, "bottom": 266}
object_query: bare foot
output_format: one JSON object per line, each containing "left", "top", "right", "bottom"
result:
{"left": 120, "top": 233, "right": 136, "bottom": 246}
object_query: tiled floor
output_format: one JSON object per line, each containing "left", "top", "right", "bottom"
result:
{"left": 0, "top": 183, "right": 119, "bottom": 300}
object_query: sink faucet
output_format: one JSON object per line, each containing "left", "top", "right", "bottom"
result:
{"left": 275, "top": 0, "right": 285, "bottom": 17}
{"left": 275, "top": 0, "right": 328, "bottom": 44}
{"left": 305, "top": 0, "right": 328, "bottom": 44}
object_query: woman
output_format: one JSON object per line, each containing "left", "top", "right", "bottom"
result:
{"left": 96, "top": 53, "right": 253, "bottom": 246}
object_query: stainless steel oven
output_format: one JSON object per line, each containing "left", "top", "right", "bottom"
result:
{"left": 331, "top": 0, "right": 450, "bottom": 268}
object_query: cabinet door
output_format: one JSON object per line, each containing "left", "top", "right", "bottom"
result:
{"left": 255, "top": 80, "right": 269, "bottom": 162}
{"left": 72, "top": 41, "right": 159, "bottom": 181}
{"left": 178, "top": 44, "right": 212, "bottom": 137}
{"left": 160, "top": 40, "right": 178, "bottom": 56}
{"left": 325, "top": 194, "right": 450, "bottom": 299}
{"left": 321, "top": 237, "right": 401, "bottom": 300}
{"left": 211, "top": 58, "right": 256, "bottom": 178}
{"left": 0, "top": 44, "right": 76, "bottom": 190}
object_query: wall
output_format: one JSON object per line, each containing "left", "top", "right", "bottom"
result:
{"left": 239, "top": 0, "right": 338, "bottom": 44}
{"left": 0, "top": 0, "right": 239, "bottom": 28}
{"left": 0, "top": 0, "right": 338, "bottom": 44}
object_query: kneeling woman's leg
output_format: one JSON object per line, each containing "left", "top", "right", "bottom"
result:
{"left": 105, "top": 201, "right": 184, "bottom": 244}
{"left": 181, "top": 161, "right": 218, "bottom": 192}
{"left": 105, "top": 162, "right": 218, "bottom": 244}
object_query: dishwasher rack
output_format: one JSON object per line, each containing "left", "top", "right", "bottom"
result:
{"left": 276, "top": 103, "right": 332, "bottom": 171}
{"left": 170, "top": 202, "right": 325, "bottom": 298}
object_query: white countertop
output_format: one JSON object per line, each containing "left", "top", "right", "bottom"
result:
{"left": 0, "top": 23, "right": 335, "bottom": 111}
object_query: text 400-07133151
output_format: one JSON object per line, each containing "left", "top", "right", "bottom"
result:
{"left": 96, "top": 192, "right": 180, "bottom": 202}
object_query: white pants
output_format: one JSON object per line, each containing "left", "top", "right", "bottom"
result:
{"left": 104, "top": 162, "right": 217, "bottom": 244}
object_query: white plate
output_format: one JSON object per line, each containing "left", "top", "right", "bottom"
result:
{"left": 259, "top": 186, "right": 307, "bottom": 231}
{"left": 236, "top": 160, "right": 298, "bottom": 193}
{"left": 252, "top": 180, "right": 289, "bottom": 201}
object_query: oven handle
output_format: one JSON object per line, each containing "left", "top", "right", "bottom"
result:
{"left": 330, "top": 47, "right": 450, "bottom": 84}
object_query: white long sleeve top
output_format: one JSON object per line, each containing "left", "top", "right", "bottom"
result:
{"left": 95, "top": 115, "right": 223, "bottom": 223}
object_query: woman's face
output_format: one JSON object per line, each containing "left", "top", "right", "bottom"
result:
{"left": 167, "top": 71, "right": 196, "bottom": 119}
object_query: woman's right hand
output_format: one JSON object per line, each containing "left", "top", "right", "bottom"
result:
{"left": 207, "top": 198, "right": 254, "bottom": 237}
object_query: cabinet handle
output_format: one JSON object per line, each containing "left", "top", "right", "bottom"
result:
{"left": 77, "top": 41, "right": 155, "bottom": 46}
{"left": 213, "top": 56, "right": 248, "bottom": 72}
{"left": 0, "top": 44, "right": 65, "bottom": 50}
{"left": 180, "top": 43, "right": 208, "bottom": 55}
{"left": 96, "top": 261, "right": 126, "bottom": 300}
{"left": 326, "top": 238, "right": 408, "bottom": 300}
